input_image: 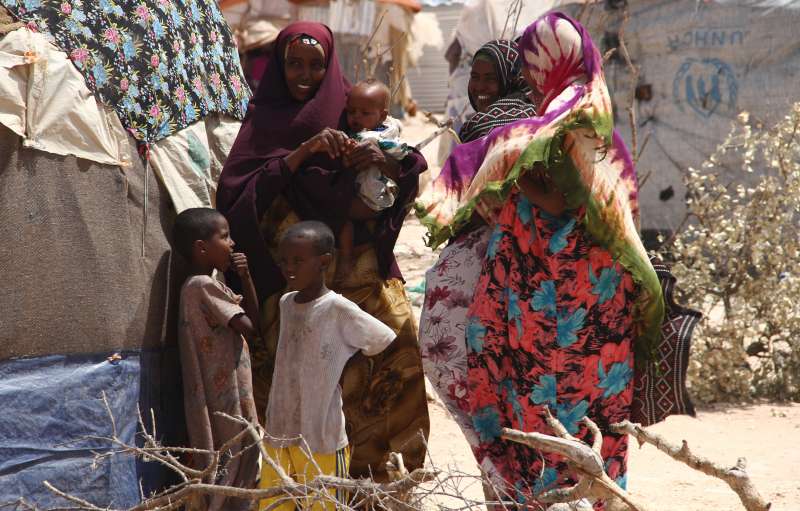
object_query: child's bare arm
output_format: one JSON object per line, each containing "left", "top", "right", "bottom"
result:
{"left": 230, "top": 252, "right": 261, "bottom": 340}
{"left": 229, "top": 313, "right": 257, "bottom": 339}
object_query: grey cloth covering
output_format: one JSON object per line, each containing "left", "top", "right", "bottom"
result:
{"left": 0, "top": 112, "right": 190, "bottom": 503}
{"left": 0, "top": 122, "right": 187, "bottom": 359}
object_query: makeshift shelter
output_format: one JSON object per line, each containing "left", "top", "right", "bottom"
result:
{"left": 0, "top": 1, "right": 248, "bottom": 506}
{"left": 561, "top": 0, "right": 800, "bottom": 235}
{"left": 219, "top": 0, "right": 292, "bottom": 89}
{"left": 404, "top": 0, "right": 463, "bottom": 113}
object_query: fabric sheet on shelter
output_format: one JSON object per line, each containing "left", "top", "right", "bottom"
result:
{"left": 0, "top": 0, "right": 249, "bottom": 506}
{"left": 1, "top": 0, "right": 250, "bottom": 142}
{"left": 0, "top": 353, "right": 172, "bottom": 509}
{"left": 0, "top": 27, "right": 129, "bottom": 166}
{"left": 563, "top": 0, "right": 800, "bottom": 231}
{"left": 0, "top": 25, "right": 238, "bottom": 210}
{"left": 0, "top": 120, "right": 186, "bottom": 507}
{"left": 149, "top": 115, "right": 242, "bottom": 212}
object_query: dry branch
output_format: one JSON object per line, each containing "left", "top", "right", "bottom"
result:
{"left": 414, "top": 105, "right": 468, "bottom": 150}
{"left": 617, "top": 11, "right": 640, "bottom": 164}
{"left": 42, "top": 410, "right": 437, "bottom": 511}
{"left": 354, "top": 9, "right": 388, "bottom": 81}
{"left": 0, "top": 499, "right": 38, "bottom": 511}
{"left": 611, "top": 421, "right": 771, "bottom": 511}
{"left": 501, "top": 408, "right": 649, "bottom": 511}
{"left": 415, "top": 120, "right": 459, "bottom": 151}
{"left": 29, "top": 395, "right": 774, "bottom": 511}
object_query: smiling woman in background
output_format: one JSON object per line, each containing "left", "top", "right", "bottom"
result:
{"left": 459, "top": 39, "right": 537, "bottom": 143}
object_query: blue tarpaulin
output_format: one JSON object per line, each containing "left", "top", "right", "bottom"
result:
{"left": 0, "top": 352, "right": 180, "bottom": 509}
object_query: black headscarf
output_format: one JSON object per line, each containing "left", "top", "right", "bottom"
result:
{"left": 459, "top": 39, "right": 536, "bottom": 143}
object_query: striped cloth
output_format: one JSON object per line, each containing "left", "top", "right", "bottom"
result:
{"left": 631, "top": 256, "right": 702, "bottom": 426}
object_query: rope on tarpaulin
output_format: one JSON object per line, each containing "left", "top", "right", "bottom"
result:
{"left": 136, "top": 141, "right": 152, "bottom": 258}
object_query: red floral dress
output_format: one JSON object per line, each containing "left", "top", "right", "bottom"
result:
{"left": 465, "top": 192, "right": 637, "bottom": 509}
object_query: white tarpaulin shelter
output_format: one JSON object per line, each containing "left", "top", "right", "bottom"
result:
{"left": 566, "top": 0, "right": 800, "bottom": 233}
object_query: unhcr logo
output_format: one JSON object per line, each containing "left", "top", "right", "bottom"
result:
{"left": 673, "top": 58, "right": 738, "bottom": 118}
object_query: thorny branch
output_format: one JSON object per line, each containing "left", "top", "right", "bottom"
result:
{"left": 618, "top": 11, "right": 640, "bottom": 165}
{"left": 611, "top": 421, "right": 771, "bottom": 511}
{"left": 30, "top": 400, "right": 773, "bottom": 511}
{"left": 413, "top": 106, "right": 467, "bottom": 150}
{"left": 41, "top": 407, "right": 437, "bottom": 511}
{"left": 354, "top": 9, "right": 388, "bottom": 82}
{"left": 502, "top": 407, "right": 648, "bottom": 511}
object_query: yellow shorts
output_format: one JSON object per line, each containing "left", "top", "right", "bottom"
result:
{"left": 259, "top": 444, "right": 350, "bottom": 511}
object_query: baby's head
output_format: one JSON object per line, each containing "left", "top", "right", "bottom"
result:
{"left": 346, "top": 79, "right": 390, "bottom": 133}
{"left": 278, "top": 221, "right": 334, "bottom": 292}
{"left": 173, "top": 208, "right": 234, "bottom": 272}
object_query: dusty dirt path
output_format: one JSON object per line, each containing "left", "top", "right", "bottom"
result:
{"left": 396, "top": 112, "right": 800, "bottom": 507}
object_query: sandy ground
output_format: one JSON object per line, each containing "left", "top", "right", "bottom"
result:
{"left": 395, "top": 116, "right": 800, "bottom": 510}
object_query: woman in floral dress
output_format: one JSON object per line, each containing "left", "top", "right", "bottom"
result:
{"left": 417, "top": 13, "right": 664, "bottom": 509}
{"left": 417, "top": 38, "right": 535, "bottom": 456}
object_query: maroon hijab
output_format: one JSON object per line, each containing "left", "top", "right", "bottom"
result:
{"left": 217, "top": 22, "right": 352, "bottom": 300}
{"left": 217, "top": 22, "right": 427, "bottom": 301}
{"left": 218, "top": 22, "right": 350, "bottom": 206}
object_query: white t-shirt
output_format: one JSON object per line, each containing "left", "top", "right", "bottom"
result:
{"left": 265, "top": 290, "right": 397, "bottom": 453}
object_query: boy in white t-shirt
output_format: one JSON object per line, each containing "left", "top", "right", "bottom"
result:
{"left": 259, "top": 221, "right": 397, "bottom": 511}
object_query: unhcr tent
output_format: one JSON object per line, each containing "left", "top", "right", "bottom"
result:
{"left": 0, "top": 1, "right": 248, "bottom": 507}
{"left": 564, "top": 0, "right": 800, "bottom": 235}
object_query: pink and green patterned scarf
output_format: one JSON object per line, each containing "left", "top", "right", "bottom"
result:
{"left": 416, "top": 12, "right": 663, "bottom": 363}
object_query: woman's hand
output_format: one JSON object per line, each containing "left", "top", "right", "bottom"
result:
{"left": 303, "top": 128, "right": 352, "bottom": 159}
{"left": 284, "top": 128, "right": 353, "bottom": 172}
{"left": 343, "top": 140, "right": 386, "bottom": 172}
{"left": 343, "top": 140, "right": 400, "bottom": 180}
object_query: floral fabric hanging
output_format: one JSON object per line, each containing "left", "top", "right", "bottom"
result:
{"left": 2, "top": 0, "right": 250, "bottom": 142}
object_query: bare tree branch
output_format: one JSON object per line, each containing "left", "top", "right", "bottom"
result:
{"left": 611, "top": 421, "right": 771, "bottom": 511}
{"left": 618, "top": 11, "right": 640, "bottom": 165}
{"left": 502, "top": 408, "right": 649, "bottom": 511}
{"left": 42, "top": 483, "right": 105, "bottom": 511}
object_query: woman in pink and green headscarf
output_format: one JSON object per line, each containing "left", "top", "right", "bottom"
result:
{"left": 417, "top": 12, "right": 664, "bottom": 508}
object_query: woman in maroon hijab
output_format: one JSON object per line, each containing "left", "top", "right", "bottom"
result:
{"left": 217, "top": 22, "right": 430, "bottom": 480}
